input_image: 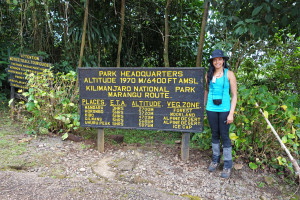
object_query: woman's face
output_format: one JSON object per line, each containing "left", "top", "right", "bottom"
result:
{"left": 212, "top": 57, "right": 224, "bottom": 69}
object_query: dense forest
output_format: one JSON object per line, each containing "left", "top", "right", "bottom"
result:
{"left": 0, "top": 0, "right": 299, "bottom": 91}
{"left": 0, "top": 0, "right": 299, "bottom": 181}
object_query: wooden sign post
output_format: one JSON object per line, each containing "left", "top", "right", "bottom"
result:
{"left": 97, "top": 128, "right": 105, "bottom": 152}
{"left": 10, "top": 86, "right": 15, "bottom": 119}
{"left": 181, "top": 132, "right": 190, "bottom": 162}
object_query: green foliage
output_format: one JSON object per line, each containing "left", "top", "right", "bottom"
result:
{"left": 238, "top": 35, "right": 300, "bottom": 94}
{"left": 0, "top": 64, "right": 8, "bottom": 87}
{"left": 232, "top": 36, "right": 299, "bottom": 178}
{"left": 0, "top": 47, "right": 14, "bottom": 101}
{"left": 193, "top": 85, "right": 299, "bottom": 177}
{"left": 1, "top": 0, "right": 208, "bottom": 70}
{"left": 18, "top": 69, "right": 79, "bottom": 136}
{"left": 213, "top": 0, "right": 300, "bottom": 40}
{"left": 257, "top": 182, "right": 265, "bottom": 188}
{"left": 249, "top": 162, "right": 258, "bottom": 170}
{"left": 235, "top": 85, "right": 299, "bottom": 174}
{"left": 62, "top": 133, "right": 69, "bottom": 141}
{"left": 192, "top": 116, "right": 211, "bottom": 150}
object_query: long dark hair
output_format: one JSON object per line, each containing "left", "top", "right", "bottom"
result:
{"left": 206, "top": 59, "right": 229, "bottom": 85}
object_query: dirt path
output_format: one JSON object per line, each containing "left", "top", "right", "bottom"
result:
{"left": 0, "top": 112, "right": 299, "bottom": 200}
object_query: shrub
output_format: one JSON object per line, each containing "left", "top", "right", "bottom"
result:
{"left": 18, "top": 69, "right": 79, "bottom": 136}
{"left": 234, "top": 85, "right": 299, "bottom": 174}
{"left": 193, "top": 85, "right": 299, "bottom": 178}
{"left": 192, "top": 116, "right": 211, "bottom": 150}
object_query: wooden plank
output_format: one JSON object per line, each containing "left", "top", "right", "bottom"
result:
{"left": 97, "top": 128, "right": 104, "bottom": 152}
{"left": 181, "top": 132, "right": 190, "bottom": 162}
{"left": 10, "top": 86, "right": 15, "bottom": 120}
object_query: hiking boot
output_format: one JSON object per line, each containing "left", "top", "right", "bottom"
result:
{"left": 208, "top": 162, "right": 219, "bottom": 172}
{"left": 221, "top": 168, "right": 231, "bottom": 178}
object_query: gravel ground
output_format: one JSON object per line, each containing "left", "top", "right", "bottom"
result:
{"left": 0, "top": 133, "right": 299, "bottom": 200}
{"left": 0, "top": 109, "right": 299, "bottom": 200}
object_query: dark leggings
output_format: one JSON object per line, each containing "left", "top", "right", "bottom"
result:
{"left": 206, "top": 110, "right": 232, "bottom": 168}
{"left": 206, "top": 110, "right": 231, "bottom": 147}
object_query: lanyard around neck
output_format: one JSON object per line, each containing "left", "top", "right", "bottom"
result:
{"left": 212, "top": 68, "right": 225, "bottom": 100}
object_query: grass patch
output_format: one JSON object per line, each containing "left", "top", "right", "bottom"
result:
{"left": 0, "top": 99, "right": 8, "bottom": 110}
{"left": 77, "top": 126, "right": 184, "bottom": 146}
{"left": 181, "top": 194, "right": 202, "bottom": 200}
{"left": 50, "top": 168, "right": 66, "bottom": 179}
{"left": 0, "top": 106, "right": 30, "bottom": 168}
{"left": 0, "top": 138, "right": 28, "bottom": 167}
{"left": 105, "top": 128, "right": 182, "bottom": 145}
{"left": 34, "top": 151, "right": 66, "bottom": 168}
{"left": 77, "top": 126, "right": 202, "bottom": 148}
{"left": 0, "top": 129, "right": 28, "bottom": 167}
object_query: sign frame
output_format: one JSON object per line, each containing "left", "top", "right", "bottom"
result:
{"left": 79, "top": 67, "right": 205, "bottom": 133}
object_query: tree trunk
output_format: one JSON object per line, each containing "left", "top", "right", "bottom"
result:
{"left": 98, "top": 41, "right": 101, "bottom": 67}
{"left": 63, "top": 1, "right": 69, "bottom": 45}
{"left": 117, "top": 0, "right": 125, "bottom": 68}
{"left": 196, "top": 1, "right": 210, "bottom": 67}
{"left": 163, "top": 0, "right": 171, "bottom": 68}
{"left": 43, "top": 0, "right": 54, "bottom": 39}
{"left": 234, "top": 43, "right": 249, "bottom": 73}
{"left": 78, "top": 0, "right": 89, "bottom": 68}
{"left": 230, "top": 40, "right": 240, "bottom": 70}
{"left": 19, "top": 1, "right": 24, "bottom": 52}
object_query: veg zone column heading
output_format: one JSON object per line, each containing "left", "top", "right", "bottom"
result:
{"left": 79, "top": 67, "right": 205, "bottom": 132}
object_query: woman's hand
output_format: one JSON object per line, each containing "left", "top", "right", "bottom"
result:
{"left": 227, "top": 113, "right": 234, "bottom": 124}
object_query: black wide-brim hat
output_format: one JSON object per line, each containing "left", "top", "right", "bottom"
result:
{"left": 208, "top": 49, "right": 229, "bottom": 62}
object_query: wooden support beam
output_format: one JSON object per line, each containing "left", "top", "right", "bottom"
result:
{"left": 10, "top": 86, "right": 15, "bottom": 120}
{"left": 97, "top": 128, "right": 104, "bottom": 152}
{"left": 181, "top": 132, "right": 190, "bottom": 162}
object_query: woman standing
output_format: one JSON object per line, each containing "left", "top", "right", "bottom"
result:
{"left": 204, "top": 49, "right": 237, "bottom": 178}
